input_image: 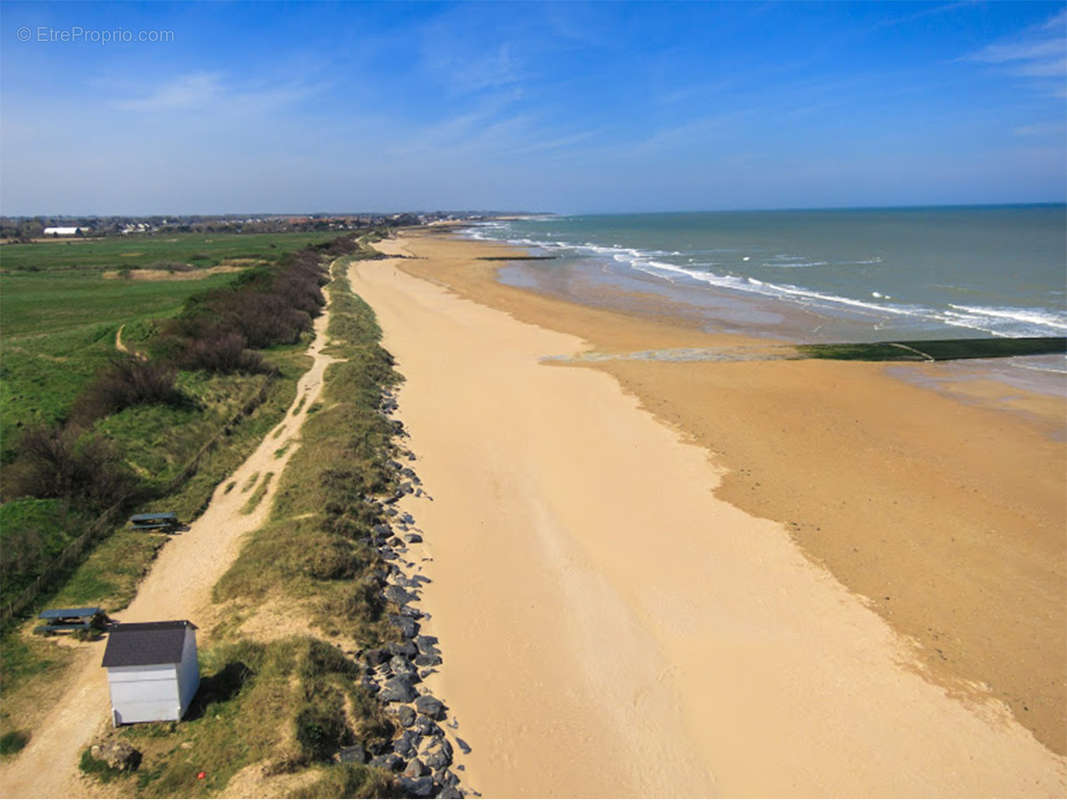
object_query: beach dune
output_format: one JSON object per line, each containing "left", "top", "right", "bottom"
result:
{"left": 349, "top": 238, "right": 1066, "bottom": 797}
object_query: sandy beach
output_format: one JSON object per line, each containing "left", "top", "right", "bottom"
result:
{"left": 348, "top": 232, "right": 1066, "bottom": 796}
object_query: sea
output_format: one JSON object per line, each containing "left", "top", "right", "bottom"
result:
{"left": 464, "top": 205, "right": 1067, "bottom": 346}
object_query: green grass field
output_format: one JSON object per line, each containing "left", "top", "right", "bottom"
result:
{"left": 0, "top": 233, "right": 345, "bottom": 753}
{"left": 0, "top": 232, "right": 336, "bottom": 449}
{"left": 0, "top": 232, "right": 343, "bottom": 613}
{"left": 0, "top": 232, "right": 338, "bottom": 272}
{"left": 1, "top": 271, "right": 241, "bottom": 450}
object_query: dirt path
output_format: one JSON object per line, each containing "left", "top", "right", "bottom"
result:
{"left": 0, "top": 279, "right": 340, "bottom": 799}
{"left": 114, "top": 324, "right": 148, "bottom": 361}
{"left": 114, "top": 324, "right": 138, "bottom": 359}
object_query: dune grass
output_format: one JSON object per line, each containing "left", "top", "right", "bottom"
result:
{"left": 85, "top": 238, "right": 404, "bottom": 796}
{"left": 0, "top": 236, "right": 348, "bottom": 755}
{"left": 84, "top": 637, "right": 393, "bottom": 798}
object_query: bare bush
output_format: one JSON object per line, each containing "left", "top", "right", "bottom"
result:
{"left": 178, "top": 333, "right": 270, "bottom": 374}
{"left": 71, "top": 358, "right": 182, "bottom": 425}
{"left": 6, "top": 426, "right": 137, "bottom": 509}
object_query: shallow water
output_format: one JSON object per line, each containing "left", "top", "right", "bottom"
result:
{"left": 469, "top": 205, "right": 1067, "bottom": 344}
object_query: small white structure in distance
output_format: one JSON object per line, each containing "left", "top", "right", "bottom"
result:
{"left": 101, "top": 620, "right": 200, "bottom": 725}
{"left": 42, "top": 226, "right": 88, "bottom": 236}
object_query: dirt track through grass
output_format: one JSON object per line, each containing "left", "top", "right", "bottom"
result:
{"left": 0, "top": 271, "right": 341, "bottom": 799}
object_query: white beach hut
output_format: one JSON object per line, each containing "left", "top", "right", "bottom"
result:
{"left": 101, "top": 620, "right": 200, "bottom": 725}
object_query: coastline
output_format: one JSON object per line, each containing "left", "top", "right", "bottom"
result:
{"left": 349, "top": 231, "right": 1066, "bottom": 795}
{"left": 378, "top": 229, "right": 1066, "bottom": 758}
{"left": 386, "top": 230, "right": 1067, "bottom": 759}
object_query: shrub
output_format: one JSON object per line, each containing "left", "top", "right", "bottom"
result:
{"left": 78, "top": 747, "right": 137, "bottom": 781}
{"left": 303, "top": 538, "right": 365, "bottom": 581}
{"left": 294, "top": 693, "right": 347, "bottom": 762}
{"left": 0, "top": 730, "right": 29, "bottom": 756}
{"left": 292, "top": 763, "right": 393, "bottom": 798}
{"left": 70, "top": 358, "right": 182, "bottom": 425}
{"left": 178, "top": 333, "right": 270, "bottom": 374}
{"left": 5, "top": 425, "right": 137, "bottom": 510}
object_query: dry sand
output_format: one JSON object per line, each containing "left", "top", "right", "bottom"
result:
{"left": 388, "top": 231, "right": 1067, "bottom": 757}
{"left": 349, "top": 235, "right": 1066, "bottom": 796}
{"left": 0, "top": 284, "right": 339, "bottom": 799}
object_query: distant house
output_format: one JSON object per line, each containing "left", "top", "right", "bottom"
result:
{"left": 101, "top": 620, "right": 200, "bottom": 725}
{"left": 43, "top": 226, "right": 88, "bottom": 236}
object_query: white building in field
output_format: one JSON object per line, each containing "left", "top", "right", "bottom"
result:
{"left": 101, "top": 620, "right": 200, "bottom": 725}
{"left": 43, "top": 226, "right": 89, "bottom": 236}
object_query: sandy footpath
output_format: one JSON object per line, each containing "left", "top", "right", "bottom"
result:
{"left": 350, "top": 245, "right": 1066, "bottom": 797}
{"left": 0, "top": 283, "right": 339, "bottom": 799}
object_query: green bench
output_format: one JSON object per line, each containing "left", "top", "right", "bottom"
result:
{"left": 129, "top": 512, "right": 180, "bottom": 531}
{"left": 34, "top": 607, "right": 107, "bottom": 636}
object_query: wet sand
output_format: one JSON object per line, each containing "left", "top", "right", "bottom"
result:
{"left": 349, "top": 235, "right": 1066, "bottom": 796}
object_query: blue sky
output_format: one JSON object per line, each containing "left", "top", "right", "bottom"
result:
{"left": 1, "top": 1, "right": 1064, "bottom": 214}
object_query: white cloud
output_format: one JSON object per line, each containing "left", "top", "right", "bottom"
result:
{"left": 114, "top": 72, "right": 223, "bottom": 111}
{"left": 1043, "top": 7, "right": 1067, "bottom": 31}
{"left": 972, "top": 38, "right": 1065, "bottom": 64}
{"left": 1013, "top": 121, "right": 1067, "bottom": 137}
{"left": 966, "top": 9, "right": 1066, "bottom": 93}
{"left": 112, "top": 71, "right": 319, "bottom": 114}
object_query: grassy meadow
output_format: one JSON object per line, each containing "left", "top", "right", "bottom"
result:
{"left": 0, "top": 232, "right": 338, "bottom": 273}
{"left": 0, "top": 232, "right": 351, "bottom": 754}
{"left": 39, "top": 242, "right": 405, "bottom": 796}
{"left": 0, "top": 232, "right": 336, "bottom": 450}
{"left": 1, "top": 232, "right": 417, "bottom": 799}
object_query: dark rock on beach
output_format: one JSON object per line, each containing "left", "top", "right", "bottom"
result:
{"left": 381, "top": 677, "right": 418, "bottom": 703}
{"left": 415, "top": 695, "right": 446, "bottom": 720}
{"left": 414, "top": 715, "right": 441, "bottom": 737}
{"left": 425, "top": 745, "right": 452, "bottom": 770}
{"left": 404, "top": 758, "right": 429, "bottom": 778}
{"left": 389, "top": 614, "right": 419, "bottom": 639}
{"left": 385, "top": 585, "right": 416, "bottom": 605}
{"left": 393, "top": 704, "right": 416, "bottom": 728}
{"left": 364, "top": 648, "right": 389, "bottom": 666}
{"left": 388, "top": 640, "right": 418, "bottom": 658}
{"left": 398, "top": 776, "right": 436, "bottom": 798}
{"left": 436, "top": 769, "right": 461, "bottom": 788}
{"left": 390, "top": 655, "right": 420, "bottom": 683}
{"left": 371, "top": 752, "right": 404, "bottom": 772}
{"left": 339, "top": 743, "right": 367, "bottom": 764}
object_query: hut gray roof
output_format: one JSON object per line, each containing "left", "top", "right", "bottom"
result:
{"left": 101, "top": 621, "right": 197, "bottom": 668}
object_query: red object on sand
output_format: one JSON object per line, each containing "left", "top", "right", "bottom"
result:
{"left": 197, "top": 771, "right": 206, "bottom": 780}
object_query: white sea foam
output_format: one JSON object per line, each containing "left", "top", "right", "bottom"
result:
{"left": 947, "top": 304, "right": 1067, "bottom": 332}
{"left": 468, "top": 224, "right": 1066, "bottom": 339}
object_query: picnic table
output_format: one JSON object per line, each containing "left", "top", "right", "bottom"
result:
{"left": 34, "top": 607, "right": 107, "bottom": 636}
{"left": 129, "top": 512, "right": 180, "bottom": 531}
